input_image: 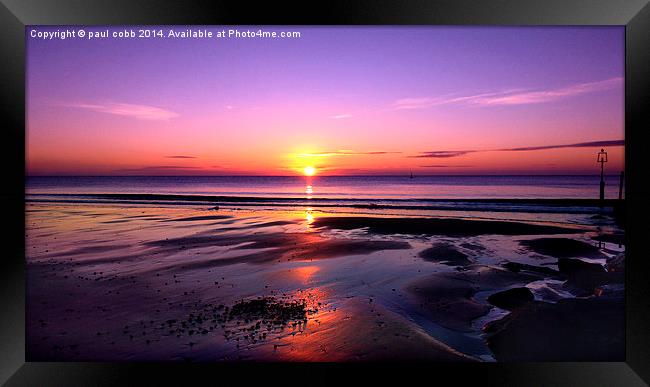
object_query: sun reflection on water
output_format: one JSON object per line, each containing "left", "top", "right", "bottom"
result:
{"left": 305, "top": 207, "right": 314, "bottom": 224}
{"left": 291, "top": 265, "right": 320, "bottom": 284}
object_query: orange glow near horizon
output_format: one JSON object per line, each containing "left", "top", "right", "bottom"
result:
{"left": 25, "top": 143, "right": 625, "bottom": 176}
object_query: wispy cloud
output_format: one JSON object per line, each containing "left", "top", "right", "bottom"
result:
{"left": 165, "top": 155, "right": 197, "bottom": 159}
{"left": 419, "top": 164, "right": 474, "bottom": 168}
{"left": 331, "top": 114, "right": 352, "bottom": 119}
{"left": 65, "top": 102, "right": 178, "bottom": 120}
{"left": 412, "top": 139, "right": 624, "bottom": 159}
{"left": 410, "top": 150, "right": 477, "bottom": 158}
{"left": 498, "top": 139, "right": 624, "bottom": 152}
{"left": 299, "top": 150, "right": 401, "bottom": 157}
{"left": 118, "top": 165, "right": 202, "bottom": 172}
{"left": 392, "top": 77, "right": 622, "bottom": 110}
{"left": 475, "top": 78, "right": 622, "bottom": 106}
{"left": 392, "top": 91, "right": 519, "bottom": 110}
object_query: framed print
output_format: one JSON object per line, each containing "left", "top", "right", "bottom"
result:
{"left": 1, "top": 0, "right": 649, "bottom": 385}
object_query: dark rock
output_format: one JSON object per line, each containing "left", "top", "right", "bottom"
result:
{"left": 558, "top": 257, "right": 605, "bottom": 275}
{"left": 313, "top": 216, "right": 581, "bottom": 236}
{"left": 520, "top": 238, "right": 603, "bottom": 258}
{"left": 593, "top": 233, "right": 625, "bottom": 246}
{"left": 485, "top": 296, "right": 624, "bottom": 361}
{"left": 503, "top": 261, "right": 561, "bottom": 277}
{"left": 606, "top": 252, "right": 625, "bottom": 273}
{"left": 487, "top": 287, "right": 534, "bottom": 310}
{"left": 419, "top": 243, "right": 470, "bottom": 266}
{"left": 558, "top": 258, "right": 611, "bottom": 296}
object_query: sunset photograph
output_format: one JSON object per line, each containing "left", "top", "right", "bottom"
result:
{"left": 26, "top": 26, "right": 625, "bottom": 362}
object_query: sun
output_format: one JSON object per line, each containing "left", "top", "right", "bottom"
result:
{"left": 303, "top": 166, "right": 316, "bottom": 176}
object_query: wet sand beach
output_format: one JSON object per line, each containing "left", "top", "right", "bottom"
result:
{"left": 26, "top": 200, "right": 625, "bottom": 362}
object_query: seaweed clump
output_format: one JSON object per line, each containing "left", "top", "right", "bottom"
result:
{"left": 139, "top": 296, "right": 320, "bottom": 348}
{"left": 229, "top": 297, "right": 310, "bottom": 324}
{"left": 221, "top": 297, "right": 317, "bottom": 345}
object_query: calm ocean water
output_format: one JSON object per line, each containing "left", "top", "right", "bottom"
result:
{"left": 27, "top": 175, "right": 623, "bottom": 200}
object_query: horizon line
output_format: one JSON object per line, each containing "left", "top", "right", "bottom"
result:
{"left": 26, "top": 173, "right": 625, "bottom": 178}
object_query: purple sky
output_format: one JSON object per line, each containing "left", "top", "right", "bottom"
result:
{"left": 26, "top": 26, "right": 624, "bottom": 175}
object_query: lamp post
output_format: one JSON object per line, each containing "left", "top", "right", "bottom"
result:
{"left": 597, "top": 148, "right": 608, "bottom": 201}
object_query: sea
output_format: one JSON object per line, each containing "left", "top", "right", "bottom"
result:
{"left": 26, "top": 175, "right": 623, "bottom": 199}
{"left": 26, "top": 175, "right": 624, "bottom": 219}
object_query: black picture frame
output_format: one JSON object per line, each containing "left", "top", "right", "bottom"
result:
{"left": 1, "top": 0, "right": 649, "bottom": 385}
